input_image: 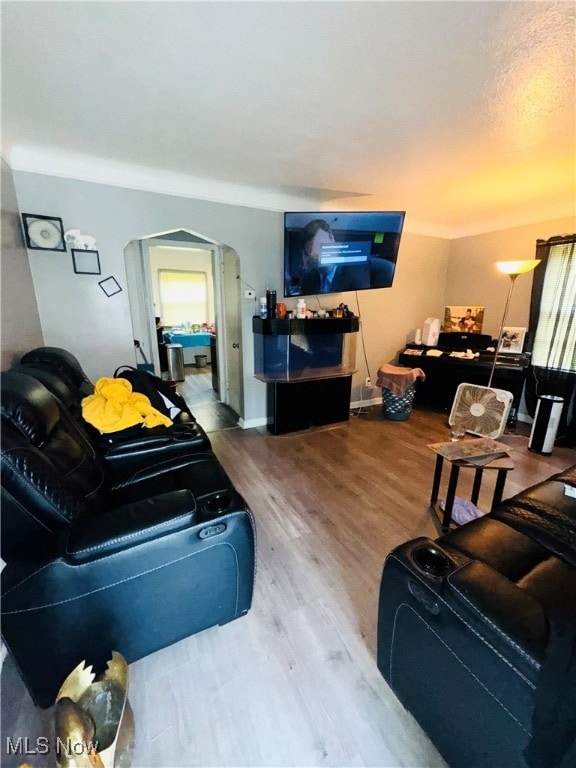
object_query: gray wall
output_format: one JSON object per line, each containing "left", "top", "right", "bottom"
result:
{"left": 11, "top": 171, "right": 282, "bottom": 425}
{"left": 11, "top": 169, "right": 455, "bottom": 424}
{"left": 10, "top": 167, "right": 570, "bottom": 425}
{"left": 1, "top": 159, "right": 43, "bottom": 369}
{"left": 446, "top": 217, "right": 576, "bottom": 336}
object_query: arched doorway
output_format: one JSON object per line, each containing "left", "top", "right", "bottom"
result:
{"left": 123, "top": 228, "right": 243, "bottom": 429}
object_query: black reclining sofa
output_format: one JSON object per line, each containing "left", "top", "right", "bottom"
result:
{"left": 1, "top": 348, "right": 256, "bottom": 708}
{"left": 13, "top": 346, "right": 210, "bottom": 481}
{"left": 377, "top": 466, "right": 576, "bottom": 768}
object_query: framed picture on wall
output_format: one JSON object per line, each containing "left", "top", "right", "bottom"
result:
{"left": 21, "top": 213, "right": 66, "bottom": 251}
{"left": 98, "top": 276, "right": 122, "bottom": 297}
{"left": 499, "top": 326, "right": 526, "bottom": 354}
{"left": 72, "top": 249, "right": 101, "bottom": 275}
{"left": 443, "top": 306, "right": 485, "bottom": 333}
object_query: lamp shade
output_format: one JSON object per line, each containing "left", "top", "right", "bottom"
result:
{"left": 496, "top": 259, "right": 541, "bottom": 276}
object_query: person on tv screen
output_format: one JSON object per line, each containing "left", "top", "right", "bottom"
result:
{"left": 299, "top": 219, "right": 370, "bottom": 295}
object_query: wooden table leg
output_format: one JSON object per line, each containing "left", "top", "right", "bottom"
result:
{"left": 471, "top": 468, "right": 483, "bottom": 506}
{"left": 431, "top": 454, "right": 443, "bottom": 505}
{"left": 442, "top": 463, "right": 460, "bottom": 532}
{"left": 491, "top": 469, "right": 509, "bottom": 512}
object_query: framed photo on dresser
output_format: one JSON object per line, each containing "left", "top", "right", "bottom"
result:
{"left": 499, "top": 327, "right": 526, "bottom": 354}
{"left": 443, "top": 306, "right": 485, "bottom": 333}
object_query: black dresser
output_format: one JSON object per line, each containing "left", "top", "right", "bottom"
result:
{"left": 398, "top": 332, "right": 531, "bottom": 424}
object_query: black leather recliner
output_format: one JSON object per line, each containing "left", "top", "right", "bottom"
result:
{"left": 1, "top": 368, "right": 256, "bottom": 708}
{"left": 15, "top": 346, "right": 215, "bottom": 478}
{"left": 20, "top": 346, "right": 95, "bottom": 402}
{"left": 20, "top": 345, "right": 193, "bottom": 415}
{"left": 19, "top": 344, "right": 196, "bottom": 423}
{"left": 377, "top": 468, "right": 576, "bottom": 768}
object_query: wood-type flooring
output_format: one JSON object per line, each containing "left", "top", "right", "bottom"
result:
{"left": 2, "top": 406, "right": 574, "bottom": 767}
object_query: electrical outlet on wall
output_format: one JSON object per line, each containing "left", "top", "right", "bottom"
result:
{"left": 365, "top": 377, "right": 372, "bottom": 387}
{"left": 244, "top": 290, "right": 256, "bottom": 299}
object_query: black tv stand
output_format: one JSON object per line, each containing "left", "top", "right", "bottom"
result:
{"left": 267, "top": 375, "right": 353, "bottom": 435}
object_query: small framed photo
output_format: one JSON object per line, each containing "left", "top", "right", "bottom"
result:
{"left": 21, "top": 213, "right": 66, "bottom": 251}
{"left": 98, "top": 276, "right": 122, "bottom": 297}
{"left": 72, "top": 249, "right": 101, "bottom": 275}
{"left": 443, "top": 305, "right": 485, "bottom": 333}
{"left": 499, "top": 326, "right": 526, "bottom": 354}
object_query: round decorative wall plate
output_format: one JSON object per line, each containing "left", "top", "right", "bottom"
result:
{"left": 21, "top": 213, "right": 66, "bottom": 251}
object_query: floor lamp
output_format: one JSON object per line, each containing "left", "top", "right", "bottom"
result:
{"left": 487, "top": 259, "right": 541, "bottom": 388}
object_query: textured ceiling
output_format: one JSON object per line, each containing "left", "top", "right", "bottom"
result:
{"left": 2, "top": 1, "right": 575, "bottom": 237}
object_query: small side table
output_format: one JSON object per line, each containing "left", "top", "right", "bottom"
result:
{"left": 430, "top": 453, "right": 514, "bottom": 532}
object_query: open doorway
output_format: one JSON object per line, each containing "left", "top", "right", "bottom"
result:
{"left": 123, "top": 229, "right": 243, "bottom": 433}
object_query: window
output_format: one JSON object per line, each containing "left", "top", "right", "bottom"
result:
{"left": 532, "top": 239, "right": 576, "bottom": 371}
{"left": 158, "top": 270, "right": 208, "bottom": 326}
{"left": 526, "top": 234, "right": 575, "bottom": 445}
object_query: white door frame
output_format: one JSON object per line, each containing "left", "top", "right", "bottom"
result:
{"left": 124, "top": 232, "right": 235, "bottom": 411}
{"left": 124, "top": 238, "right": 158, "bottom": 371}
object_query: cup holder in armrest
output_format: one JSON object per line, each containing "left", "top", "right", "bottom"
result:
{"left": 169, "top": 423, "right": 200, "bottom": 441}
{"left": 203, "top": 492, "right": 233, "bottom": 518}
{"left": 412, "top": 545, "right": 455, "bottom": 577}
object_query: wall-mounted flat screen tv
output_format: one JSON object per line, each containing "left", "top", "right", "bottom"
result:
{"left": 284, "top": 211, "right": 405, "bottom": 297}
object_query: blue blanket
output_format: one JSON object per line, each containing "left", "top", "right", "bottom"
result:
{"left": 163, "top": 332, "right": 212, "bottom": 348}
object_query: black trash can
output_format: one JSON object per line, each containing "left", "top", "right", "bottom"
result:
{"left": 195, "top": 354, "right": 208, "bottom": 368}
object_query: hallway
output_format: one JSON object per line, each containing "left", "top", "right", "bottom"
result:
{"left": 177, "top": 365, "right": 239, "bottom": 433}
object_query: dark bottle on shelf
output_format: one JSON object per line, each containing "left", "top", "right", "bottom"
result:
{"left": 266, "top": 289, "right": 277, "bottom": 319}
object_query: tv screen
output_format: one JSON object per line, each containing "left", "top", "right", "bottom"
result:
{"left": 284, "top": 211, "right": 405, "bottom": 298}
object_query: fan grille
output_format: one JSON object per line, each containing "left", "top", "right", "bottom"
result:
{"left": 450, "top": 384, "right": 513, "bottom": 438}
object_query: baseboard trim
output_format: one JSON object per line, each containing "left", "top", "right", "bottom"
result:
{"left": 241, "top": 407, "right": 533, "bottom": 430}
{"left": 350, "top": 395, "right": 383, "bottom": 410}
{"left": 239, "top": 416, "right": 269, "bottom": 430}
